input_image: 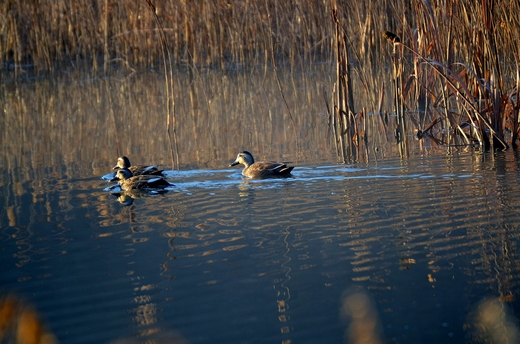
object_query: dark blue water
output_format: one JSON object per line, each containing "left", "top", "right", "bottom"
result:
{"left": 2, "top": 151, "right": 520, "bottom": 343}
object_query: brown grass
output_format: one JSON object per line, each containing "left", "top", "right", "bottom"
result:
{"left": 330, "top": 0, "right": 520, "bottom": 160}
{"left": 0, "top": 1, "right": 332, "bottom": 74}
{"left": 2, "top": 0, "right": 520, "bottom": 159}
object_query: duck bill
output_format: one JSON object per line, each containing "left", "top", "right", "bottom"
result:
{"left": 113, "top": 165, "right": 120, "bottom": 170}
{"left": 230, "top": 161, "right": 239, "bottom": 167}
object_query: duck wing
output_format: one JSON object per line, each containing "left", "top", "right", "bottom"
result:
{"left": 260, "top": 162, "right": 293, "bottom": 173}
{"left": 254, "top": 162, "right": 286, "bottom": 170}
{"left": 250, "top": 162, "right": 294, "bottom": 177}
{"left": 142, "top": 176, "right": 172, "bottom": 188}
{"left": 129, "top": 165, "right": 164, "bottom": 176}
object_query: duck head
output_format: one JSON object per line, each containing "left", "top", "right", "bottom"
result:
{"left": 110, "top": 168, "right": 133, "bottom": 182}
{"left": 230, "top": 151, "right": 255, "bottom": 168}
{"left": 113, "top": 156, "right": 131, "bottom": 170}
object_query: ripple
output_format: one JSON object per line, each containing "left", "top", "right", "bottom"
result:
{"left": 5, "top": 153, "right": 520, "bottom": 344}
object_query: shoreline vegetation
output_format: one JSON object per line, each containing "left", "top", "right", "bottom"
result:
{"left": 1, "top": 0, "right": 333, "bottom": 74}
{"left": 2, "top": 0, "right": 520, "bottom": 161}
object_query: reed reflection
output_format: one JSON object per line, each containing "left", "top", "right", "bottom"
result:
{"left": 276, "top": 224, "right": 293, "bottom": 339}
{"left": 1, "top": 65, "right": 335, "bottom": 180}
{"left": 1, "top": 61, "right": 456, "bottom": 184}
{"left": 117, "top": 200, "right": 184, "bottom": 340}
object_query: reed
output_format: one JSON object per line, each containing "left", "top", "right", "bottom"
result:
{"left": 265, "top": 0, "right": 300, "bottom": 156}
{"left": 145, "top": 0, "right": 179, "bottom": 170}
{"left": 2, "top": 0, "right": 520, "bottom": 159}
{"left": 331, "top": 0, "right": 520, "bottom": 160}
{"left": 331, "top": 1, "right": 357, "bottom": 162}
{"left": 0, "top": 0, "right": 331, "bottom": 75}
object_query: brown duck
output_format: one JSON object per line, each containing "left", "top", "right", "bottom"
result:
{"left": 230, "top": 151, "right": 294, "bottom": 178}
{"left": 113, "top": 156, "right": 164, "bottom": 176}
{"left": 111, "top": 168, "right": 172, "bottom": 191}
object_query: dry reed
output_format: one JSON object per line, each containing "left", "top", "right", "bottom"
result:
{"left": 3, "top": 0, "right": 520, "bottom": 159}
{"left": 0, "top": 1, "right": 331, "bottom": 75}
{"left": 331, "top": 0, "right": 520, "bottom": 160}
{"left": 145, "top": 0, "right": 179, "bottom": 170}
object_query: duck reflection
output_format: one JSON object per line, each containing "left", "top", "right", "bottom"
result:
{"left": 111, "top": 190, "right": 169, "bottom": 206}
{"left": 237, "top": 180, "right": 253, "bottom": 199}
{"left": 111, "top": 329, "right": 190, "bottom": 344}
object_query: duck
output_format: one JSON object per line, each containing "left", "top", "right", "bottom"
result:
{"left": 111, "top": 168, "right": 173, "bottom": 191}
{"left": 113, "top": 156, "right": 164, "bottom": 176}
{"left": 230, "top": 151, "right": 294, "bottom": 178}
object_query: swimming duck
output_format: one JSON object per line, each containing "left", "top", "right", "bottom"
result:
{"left": 230, "top": 151, "right": 294, "bottom": 178}
{"left": 113, "top": 156, "right": 164, "bottom": 176}
{"left": 111, "top": 168, "right": 173, "bottom": 191}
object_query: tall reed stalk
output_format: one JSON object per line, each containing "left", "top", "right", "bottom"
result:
{"left": 145, "top": 0, "right": 179, "bottom": 169}
{"left": 265, "top": 0, "right": 300, "bottom": 157}
{"left": 383, "top": 31, "right": 408, "bottom": 158}
{"left": 331, "top": 1, "right": 357, "bottom": 162}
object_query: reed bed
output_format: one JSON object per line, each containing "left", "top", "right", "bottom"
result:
{"left": 330, "top": 0, "right": 520, "bottom": 161}
{"left": 2, "top": 0, "right": 520, "bottom": 161}
{"left": 1, "top": 66, "right": 337, "bottom": 180}
{"left": 0, "top": 0, "right": 331, "bottom": 74}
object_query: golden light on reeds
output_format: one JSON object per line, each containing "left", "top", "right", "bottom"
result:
{"left": 2, "top": 0, "right": 520, "bottom": 158}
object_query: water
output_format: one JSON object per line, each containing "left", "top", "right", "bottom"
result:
{"left": 2, "top": 151, "right": 520, "bottom": 343}
{"left": 2, "top": 68, "right": 520, "bottom": 343}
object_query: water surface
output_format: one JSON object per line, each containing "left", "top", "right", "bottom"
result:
{"left": 2, "top": 67, "right": 520, "bottom": 343}
{"left": 2, "top": 151, "right": 520, "bottom": 343}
